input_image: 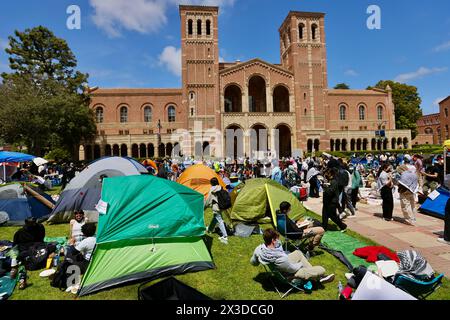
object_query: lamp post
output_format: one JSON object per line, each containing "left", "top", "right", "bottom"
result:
{"left": 157, "top": 120, "right": 162, "bottom": 158}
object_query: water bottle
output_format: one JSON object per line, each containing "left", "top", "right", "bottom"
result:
{"left": 338, "top": 281, "right": 343, "bottom": 299}
{"left": 53, "top": 246, "right": 60, "bottom": 267}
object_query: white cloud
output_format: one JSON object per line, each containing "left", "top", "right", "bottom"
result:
{"left": 158, "top": 46, "right": 181, "bottom": 76}
{"left": 433, "top": 40, "right": 450, "bottom": 53}
{"left": 90, "top": 0, "right": 236, "bottom": 37}
{"left": 219, "top": 56, "right": 225, "bottom": 62}
{"left": 434, "top": 97, "right": 446, "bottom": 106}
{"left": 394, "top": 67, "right": 448, "bottom": 83}
{"left": 344, "top": 69, "right": 358, "bottom": 77}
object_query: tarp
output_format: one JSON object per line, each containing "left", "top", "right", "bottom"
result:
{"left": 78, "top": 175, "right": 214, "bottom": 296}
{"left": 177, "top": 164, "right": 226, "bottom": 198}
{"left": 320, "top": 231, "right": 374, "bottom": 269}
{"left": 419, "top": 187, "right": 448, "bottom": 219}
{"left": 48, "top": 157, "right": 148, "bottom": 224}
{"left": 230, "top": 178, "right": 306, "bottom": 225}
{"left": 0, "top": 184, "right": 55, "bottom": 225}
{"left": 0, "top": 151, "right": 35, "bottom": 163}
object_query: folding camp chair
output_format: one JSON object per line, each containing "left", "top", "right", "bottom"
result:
{"left": 393, "top": 273, "right": 444, "bottom": 300}
{"left": 276, "top": 214, "right": 309, "bottom": 252}
{"left": 259, "top": 260, "right": 312, "bottom": 298}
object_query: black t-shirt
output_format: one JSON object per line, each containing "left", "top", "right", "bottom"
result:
{"left": 434, "top": 163, "right": 444, "bottom": 185}
{"left": 426, "top": 165, "right": 440, "bottom": 183}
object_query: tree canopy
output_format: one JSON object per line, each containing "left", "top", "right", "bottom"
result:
{"left": 334, "top": 83, "right": 350, "bottom": 89}
{"left": 368, "top": 80, "right": 423, "bottom": 139}
{"left": 0, "top": 26, "right": 96, "bottom": 159}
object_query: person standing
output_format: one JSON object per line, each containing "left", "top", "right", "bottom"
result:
{"left": 205, "top": 178, "right": 228, "bottom": 244}
{"left": 322, "top": 168, "right": 347, "bottom": 232}
{"left": 413, "top": 154, "right": 424, "bottom": 192}
{"left": 398, "top": 167, "right": 418, "bottom": 226}
{"left": 377, "top": 164, "right": 394, "bottom": 221}
{"left": 350, "top": 165, "right": 362, "bottom": 210}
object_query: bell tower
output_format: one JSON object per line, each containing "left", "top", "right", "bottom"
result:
{"left": 180, "top": 5, "right": 220, "bottom": 138}
{"left": 279, "top": 11, "right": 329, "bottom": 151}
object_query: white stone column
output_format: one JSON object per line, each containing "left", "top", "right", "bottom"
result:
{"left": 266, "top": 85, "right": 273, "bottom": 113}
{"left": 242, "top": 88, "right": 249, "bottom": 113}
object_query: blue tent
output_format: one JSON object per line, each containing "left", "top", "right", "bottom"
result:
{"left": 0, "top": 151, "right": 35, "bottom": 163}
{"left": 419, "top": 187, "right": 448, "bottom": 219}
{"left": 0, "top": 184, "right": 55, "bottom": 225}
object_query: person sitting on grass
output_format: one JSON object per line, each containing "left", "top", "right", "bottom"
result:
{"left": 276, "top": 201, "right": 325, "bottom": 257}
{"left": 250, "top": 228, "right": 335, "bottom": 284}
{"left": 69, "top": 210, "right": 88, "bottom": 246}
{"left": 66, "top": 223, "right": 97, "bottom": 274}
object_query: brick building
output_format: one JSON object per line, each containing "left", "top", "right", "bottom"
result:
{"left": 81, "top": 5, "right": 411, "bottom": 161}
{"left": 414, "top": 113, "right": 441, "bottom": 146}
{"left": 440, "top": 96, "right": 450, "bottom": 143}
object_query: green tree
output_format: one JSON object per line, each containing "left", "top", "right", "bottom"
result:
{"left": 368, "top": 80, "right": 422, "bottom": 139}
{"left": 0, "top": 26, "right": 95, "bottom": 158}
{"left": 334, "top": 83, "right": 350, "bottom": 89}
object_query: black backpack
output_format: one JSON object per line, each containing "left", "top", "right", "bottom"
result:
{"left": 22, "top": 242, "right": 56, "bottom": 271}
{"left": 50, "top": 260, "right": 72, "bottom": 290}
{"left": 215, "top": 189, "right": 232, "bottom": 210}
{"left": 337, "top": 169, "right": 350, "bottom": 188}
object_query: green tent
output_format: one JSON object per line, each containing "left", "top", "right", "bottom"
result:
{"left": 230, "top": 178, "right": 306, "bottom": 225}
{"left": 78, "top": 175, "right": 214, "bottom": 296}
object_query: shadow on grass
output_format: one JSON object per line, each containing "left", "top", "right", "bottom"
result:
{"left": 202, "top": 235, "right": 214, "bottom": 260}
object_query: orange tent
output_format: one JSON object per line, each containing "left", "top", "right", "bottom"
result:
{"left": 177, "top": 164, "right": 227, "bottom": 198}
{"left": 142, "top": 159, "right": 158, "bottom": 171}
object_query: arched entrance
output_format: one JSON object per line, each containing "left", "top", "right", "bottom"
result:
{"left": 342, "top": 139, "right": 348, "bottom": 151}
{"left": 248, "top": 75, "right": 267, "bottom": 112}
{"left": 105, "top": 144, "right": 112, "bottom": 157}
{"left": 224, "top": 85, "right": 242, "bottom": 112}
{"left": 350, "top": 139, "right": 356, "bottom": 151}
{"left": 363, "top": 139, "right": 368, "bottom": 151}
{"left": 276, "top": 124, "right": 292, "bottom": 158}
{"left": 132, "top": 144, "right": 139, "bottom": 158}
{"left": 85, "top": 145, "right": 93, "bottom": 161}
{"left": 335, "top": 139, "right": 341, "bottom": 151}
{"left": 112, "top": 144, "right": 120, "bottom": 156}
{"left": 371, "top": 139, "right": 376, "bottom": 151}
{"left": 166, "top": 143, "right": 173, "bottom": 158}
{"left": 250, "top": 124, "right": 268, "bottom": 158}
{"left": 94, "top": 145, "right": 101, "bottom": 159}
{"left": 159, "top": 144, "right": 166, "bottom": 158}
{"left": 391, "top": 138, "right": 396, "bottom": 150}
{"left": 139, "top": 144, "right": 147, "bottom": 158}
{"left": 225, "top": 125, "right": 244, "bottom": 160}
{"left": 307, "top": 139, "right": 313, "bottom": 153}
{"left": 357, "top": 139, "right": 362, "bottom": 151}
{"left": 273, "top": 86, "right": 290, "bottom": 112}
{"left": 147, "top": 144, "right": 154, "bottom": 158}
{"left": 314, "top": 139, "right": 320, "bottom": 152}
{"left": 120, "top": 144, "right": 128, "bottom": 157}
{"left": 330, "top": 139, "right": 335, "bottom": 152}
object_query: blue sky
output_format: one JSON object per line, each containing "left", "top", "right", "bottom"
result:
{"left": 0, "top": 0, "right": 449, "bottom": 115}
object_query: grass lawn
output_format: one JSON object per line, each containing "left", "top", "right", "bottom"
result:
{"left": 1, "top": 207, "right": 449, "bottom": 300}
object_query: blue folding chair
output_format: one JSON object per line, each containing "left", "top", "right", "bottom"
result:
{"left": 393, "top": 273, "right": 444, "bottom": 300}
{"left": 275, "top": 214, "right": 308, "bottom": 251}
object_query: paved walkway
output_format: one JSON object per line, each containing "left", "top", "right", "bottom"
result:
{"left": 303, "top": 196, "right": 450, "bottom": 276}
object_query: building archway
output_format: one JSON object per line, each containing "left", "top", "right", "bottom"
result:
{"left": 139, "top": 144, "right": 147, "bottom": 158}
{"left": 403, "top": 138, "right": 409, "bottom": 149}
{"left": 147, "top": 144, "right": 155, "bottom": 158}
{"left": 377, "top": 140, "right": 382, "bottom": 151}
{"left": 166, "top": 143, "right": 173, "bottom": 158}
{"left": 397, "top": 138, "right": 402, "bottom": 149}
{"left": 120, "top": 144, "right": 128, "bottom": 157}
{"left": 203, "top": 142, "right": 210, "bottom": 157}
{"left": 350, "top": 139, "right": 356, "bottom": 151}
{"left": 330, "top": 139, "right": 335, "bottom": 152}
{"left": 307, "top": 139, "right": 313, "bottom": 153}
{"left": 273, "top": 85, "right": 290, "bottom": 113}
{"left": 250, "top": 124, "right": 268, "bottom": 158}
{"left": 94, "top": 145, "right": 101, "bottom": 159}
{"left": 225, "top": 125, "right": 244, "bottom": 160}
{"left": 224, "top": 85, "right": 242, "bottom": 112}
{"left": 131, "top": 144, "right": 139, "bottom": 158}
{"left": 357, "top": 139, "right": 362, "bottom": 151}
{"left": 383, "top": 139, "right": 388, "bottom": 150}
{"left": 276, "top": 124, "right": 292, "bottom": 158}
{"left": 85, "top": 145, "right": 93, "bottom": 162}
{"left": 363, "top": 139, "right": 368, "bottom": 151}
{"left": 335, "top": 139, "right": 341, "bottom": 151}
{"left": 391, "top": 138, "right": 396, "bottom": 150}
{"left": 248, "top": 75, "right": 267, "bottom": 112}
{"left": 159, "top": 144, "right": 166, "bottom": 158}
{"left": 342, "top": 139, "right": 348, "bottom": 151}
{"left": 112, "top": 144, "right": 120, "bottom": 156}
{"left": 105, "top": 144, "right": 112, "bottom": 157}
{"left": 371, "top": 139, "right": 376, "bottom": 151}
{"left": 314, "top": 139, "right": 320, "bottom": 152}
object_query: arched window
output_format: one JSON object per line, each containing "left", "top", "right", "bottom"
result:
{"left": 144, "top": 106, "right": 152, "bottom": 123}
{"left": 197, "top": 19, "right": 202, "bottom": 35}
{"left": 168, "top": 106, "right": 176, "bottom": 122}
{"left": 446, "top": 108, "right": 449, "bottom": 118}
{"left": 299, "top": 23, "right": 305, "bottom": 40}
{"left": 359, "top": 105, "right": 366, "bottom": 121}
{"left": 339, "top": 105, "right": 346, "bottom": 121}
{"left": 95, "top": 106, "right": 104, "bottom": 123}
{"left": 120, "top": 106, "right": 128, "bottom": 123}
{"left": 188, "top": 19, "right": 193, "bottom": 35}
{"left": 377, "top": 105, "right": 383, "bottom": 120}
{"left": 206, "top": 20, "right": 211, "bottom": 36}
{"left": 425, "top": 127, "right": 433, "bottom": 134}
{"left": 311, "top": 24, "right": 318, "bottom": 40}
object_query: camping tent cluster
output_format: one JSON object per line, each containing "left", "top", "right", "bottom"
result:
{"left": 0, "top": 184, "right": 55, "bottom": 225}
{"left": 177, "top": 164, "right": 226, "bottom": 198}
{"left": 48, "top": 157, "right": 148, "bottom": 224}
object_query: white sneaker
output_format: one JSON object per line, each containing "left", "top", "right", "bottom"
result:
{"left": 345, "top": 273, "right": 354, "bottom": 280}
{"left": 339, "top": 213, "right": 347, "bottom": 220}
{"left": 218, "top": 236, "right": 228, "bottom": 244}
{"left": 320, "top": 274, "right": 335, "bottom": 284}
{"left": 437, "top": 238, "right": 450, "bottom": 245}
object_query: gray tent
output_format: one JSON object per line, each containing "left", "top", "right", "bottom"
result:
{"left": 47, "top": 157, "right": 148, "bottom": 224}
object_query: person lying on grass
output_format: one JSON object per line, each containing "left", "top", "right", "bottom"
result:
{"left": 250, "top": 228, "right": 335, "bottom": 284}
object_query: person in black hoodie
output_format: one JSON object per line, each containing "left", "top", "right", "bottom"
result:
{"left": 322, "top": 167, "right": 347, "bottom": 232}
{"left": 13, "top": 217, "right": 45, "bottom": 250}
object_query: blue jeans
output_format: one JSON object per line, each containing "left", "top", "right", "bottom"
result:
{"left": 208, "top": 212, "right": 228, "bottom": 238}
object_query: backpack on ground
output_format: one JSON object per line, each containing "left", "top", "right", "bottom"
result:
{"left": 50, "top": 260, "right": 72, "bottom": 290}
{"left": 215, "top": 189, "right": 232, "bottom": 210}
{"left": 21, "top": 242, "right": 56, "bottom": 271}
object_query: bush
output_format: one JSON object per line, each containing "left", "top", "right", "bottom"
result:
{"left": 44, "top": 148, "right": 71, "bottom": 162}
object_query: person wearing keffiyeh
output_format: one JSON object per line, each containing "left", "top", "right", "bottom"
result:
{"left": 397, "top": 164, "right": 419, "bottom": 226}
{"left": 395, "top": 250, "right": 435, "bottom": 282}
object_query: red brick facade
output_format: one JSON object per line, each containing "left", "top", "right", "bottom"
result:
{"left": 413, "top": 113, "right": 441, "bottom": 146}
{"left": 81, "top": 5, "right": 411, "bottom": 161}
